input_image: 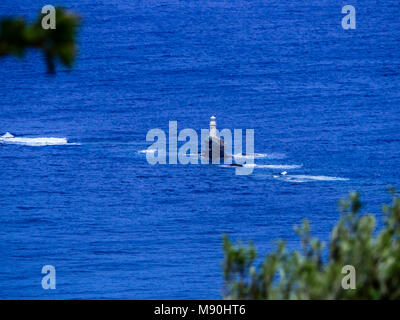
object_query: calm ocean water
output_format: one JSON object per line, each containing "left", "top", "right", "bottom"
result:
{"left": 0, "top": 0, "right": 399, "bottom": 299}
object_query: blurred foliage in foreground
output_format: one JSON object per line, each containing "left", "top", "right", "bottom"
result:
{"left": 0, "top": 7, "right": 80, "bottom": 73}
{"left": 223, "top": 190, "right": 400, "bottom": 299}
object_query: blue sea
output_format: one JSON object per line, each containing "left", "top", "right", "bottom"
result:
{"left": 0, "top": 0, "right": 399, "bottom": 299}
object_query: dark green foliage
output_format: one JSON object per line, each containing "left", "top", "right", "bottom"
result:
{"left": 0, "top": 7, "right": 80, "bottom": 73}
{"left": 223, "top": 190, "right": 400, "bottom": 299}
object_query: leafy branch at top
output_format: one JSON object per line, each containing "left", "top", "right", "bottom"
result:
{"left": 0, "top": 7, "right": 80, "bottom": 74}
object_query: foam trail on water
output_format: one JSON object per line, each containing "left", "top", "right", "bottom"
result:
{"left": 276, "top": 175, "right": 349, "bottom": 183}
{"left": 0, "top": 132, "right": 76, "bottom": 146}
{"left": 219, "top": 164, "right": 302, "bottom": 170}
{"left": 244, "top": 164, "right": 303, "bottom": 169}
{"left": 234, "top": 153, "right": 286, "bottom": 159}
{"left": 138, "top": 149, "right": 157, "bottom": 154}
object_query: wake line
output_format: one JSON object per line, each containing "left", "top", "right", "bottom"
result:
{"left": 0, "top": 132, "right": 77, "bottom": 146}
{"left": 275, "top": 175, "right": 349, "bottom": 183}
{"left": 243, "top": 164, "right": 302, "bottom": 169}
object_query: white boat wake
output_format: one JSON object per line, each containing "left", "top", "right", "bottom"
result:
{"left": 138, "top": 146, "right": 349, "bottom": 183}
{"left": 242, "top": 164, "right": 302, "bottom": 169}
{"left": 233, "top": 152, "right": 286, "bottom": 159}
{"left": 0, "top": 132, "right": 75, "bottom": 146}
{"left": 274, "top": 174, "right": 349, "bottom": 183}
{"left": 138, "top": 149, "right": 157, "bottom": 154}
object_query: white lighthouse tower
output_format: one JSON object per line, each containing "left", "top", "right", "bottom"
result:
{"left": 209, "top": 116, "right": 217, "bottom": 138}
{"left": 204, "top": 115, "right": 227, "bottom": 161}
